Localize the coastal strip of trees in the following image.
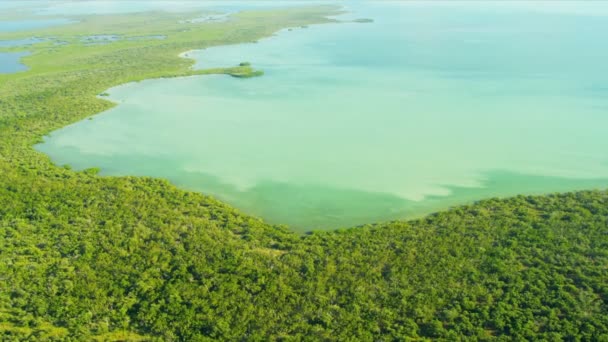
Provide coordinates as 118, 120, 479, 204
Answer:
0, 7, 606, 341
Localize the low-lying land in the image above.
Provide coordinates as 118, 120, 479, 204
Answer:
0, 7, 606, 341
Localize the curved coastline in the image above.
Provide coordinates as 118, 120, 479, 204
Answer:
2, 4, 608, 340
35, 5, 608, 231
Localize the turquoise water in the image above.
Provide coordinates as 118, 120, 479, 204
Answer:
38, 2, 608, 231
0, 18, 74, 32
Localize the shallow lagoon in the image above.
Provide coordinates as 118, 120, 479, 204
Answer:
0, 51, 30, 74
0, 38, 45, 47
0, 38, 43, 74
38, 2, 608, 231
0, 18, 74, 32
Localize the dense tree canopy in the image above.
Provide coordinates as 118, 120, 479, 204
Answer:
0, 7, 606, 341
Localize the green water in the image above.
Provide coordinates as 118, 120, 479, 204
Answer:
37, 2, 608, 231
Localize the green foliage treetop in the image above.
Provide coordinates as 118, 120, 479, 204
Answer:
0, 6, 606, 341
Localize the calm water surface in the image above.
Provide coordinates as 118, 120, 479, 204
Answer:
38, 2, 608, 231
0, 38, 45, 47
0, 51, 30, 73
31, 1, 336, 15
0, 18, 74, 32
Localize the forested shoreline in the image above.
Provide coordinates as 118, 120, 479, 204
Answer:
1, 7, 607, 341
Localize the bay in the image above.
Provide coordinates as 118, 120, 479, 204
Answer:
38, 1, 608, 231
0, 51, 30, 73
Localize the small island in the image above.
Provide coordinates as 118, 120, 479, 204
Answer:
229, 69, 264, 78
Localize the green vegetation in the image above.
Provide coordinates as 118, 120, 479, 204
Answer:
1, 6, 607, 341
228, 64, 264, 78
353, 18, 374, 23
230, 62, 263, 78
